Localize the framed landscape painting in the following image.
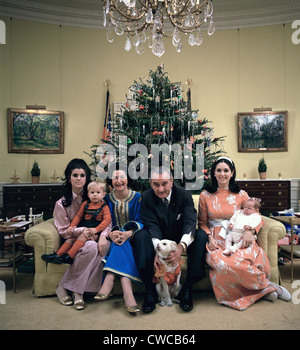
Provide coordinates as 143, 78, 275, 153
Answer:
238, 110, 288, 152
8, 108, 64, 154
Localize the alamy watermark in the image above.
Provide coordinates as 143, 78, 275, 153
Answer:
0, 20, 6, 44
95, 136, 205, 190
292, 20, 300, 45
291, 280, 300, 304
0, 280, 6, 304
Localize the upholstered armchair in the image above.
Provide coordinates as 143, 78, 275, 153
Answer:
25, 218, 68, 296
25, 195, 286, 296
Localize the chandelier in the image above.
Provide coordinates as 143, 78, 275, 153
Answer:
103, 0, 215, 57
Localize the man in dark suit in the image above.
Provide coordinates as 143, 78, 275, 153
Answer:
132, 166, 207, 313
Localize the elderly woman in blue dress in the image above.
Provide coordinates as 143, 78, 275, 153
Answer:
94, 163, 143, 314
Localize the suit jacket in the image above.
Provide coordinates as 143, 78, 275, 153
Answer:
140, 183, 197, 243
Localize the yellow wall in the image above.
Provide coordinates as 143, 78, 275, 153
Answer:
0, 17, 299, 183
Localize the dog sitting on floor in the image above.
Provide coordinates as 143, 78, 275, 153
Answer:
153, 239, 183, 307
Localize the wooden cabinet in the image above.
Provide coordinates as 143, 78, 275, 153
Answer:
2, 183, 63, 220
236, 180, 290, 214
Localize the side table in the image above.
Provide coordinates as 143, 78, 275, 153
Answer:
0, 221, 32, 292
272, 216, 300, 282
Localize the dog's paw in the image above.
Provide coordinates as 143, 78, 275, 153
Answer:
167, 301, 173, 307
159, 301, 166, 307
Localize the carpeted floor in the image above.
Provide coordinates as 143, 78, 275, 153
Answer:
1, 260, 300, 331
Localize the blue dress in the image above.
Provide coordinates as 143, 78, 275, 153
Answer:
103, 189, 143, 284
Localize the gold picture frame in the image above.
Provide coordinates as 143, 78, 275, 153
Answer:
8, 108, 64, 154
238, 110, 288, 152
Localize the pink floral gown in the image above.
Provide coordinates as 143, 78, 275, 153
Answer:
198, 188, 276, 310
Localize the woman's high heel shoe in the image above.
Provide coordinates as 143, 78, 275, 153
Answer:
94, 292, 113, 301
124, 304, 140, 314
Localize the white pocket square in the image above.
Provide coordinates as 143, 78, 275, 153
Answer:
177, 214, 182, 220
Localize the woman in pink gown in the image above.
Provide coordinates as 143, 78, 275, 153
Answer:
46, 158, 111, 310
198, 156, 291, 310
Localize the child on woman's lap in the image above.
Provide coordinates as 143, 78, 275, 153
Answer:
223, 197, 262, 256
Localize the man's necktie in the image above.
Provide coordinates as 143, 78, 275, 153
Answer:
162, 198, 169, 210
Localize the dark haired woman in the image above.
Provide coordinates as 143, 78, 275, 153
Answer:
94, 163, 143, 313
198, 156, 290, 310
42, 158, 111, 310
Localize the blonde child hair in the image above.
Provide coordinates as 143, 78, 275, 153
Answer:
87, 180, 106, 192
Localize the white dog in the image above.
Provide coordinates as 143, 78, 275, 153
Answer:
153, 239, 182, 307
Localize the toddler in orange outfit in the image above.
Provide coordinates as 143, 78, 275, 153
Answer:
44, 181, 111, 264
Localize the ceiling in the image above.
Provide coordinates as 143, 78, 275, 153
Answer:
1, 0, 300, 30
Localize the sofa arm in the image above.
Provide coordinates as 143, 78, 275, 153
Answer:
257, 216, 286, 253
257, 216, 286, 283
25, 218, 61, 255
25, 219, 68, 296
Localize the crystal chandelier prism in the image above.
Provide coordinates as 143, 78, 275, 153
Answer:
103, 0, 215, 57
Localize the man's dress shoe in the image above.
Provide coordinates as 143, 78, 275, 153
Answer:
142, 289, 157, 314
179, 288, 193, 312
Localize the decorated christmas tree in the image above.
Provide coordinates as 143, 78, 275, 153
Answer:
86, 66, 225, 193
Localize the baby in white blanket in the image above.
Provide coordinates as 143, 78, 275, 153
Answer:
223, 198, 262, 256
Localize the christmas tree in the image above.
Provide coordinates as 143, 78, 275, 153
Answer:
86, 65, 225, 193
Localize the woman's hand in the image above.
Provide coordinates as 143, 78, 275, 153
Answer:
109, 230, 122, 244
82, 228, 97, 240
98, 235, 110, 256
242, 230, 255, 248
67, 226, 75, 236
109, 230, 133, 245
207, 234, 219, 251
